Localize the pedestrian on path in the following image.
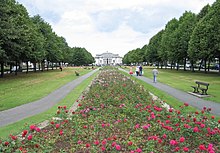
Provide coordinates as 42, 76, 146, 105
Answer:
139, 65, 143, 76
129, 66, 133, 75
152, 68, 158, 83
135, 66, 140, 76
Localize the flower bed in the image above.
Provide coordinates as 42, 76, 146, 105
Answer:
1, 68, 220, 152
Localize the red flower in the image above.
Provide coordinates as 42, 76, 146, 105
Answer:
27, 135, 32, 140
50, 121, 55, 124
59, 130, 63, 136
211, 116, 215, 119
10, 135, 17, 140
94, 140, 99, 145
199, 144, 206, 150
179, 137, 185, 143
101, 146, 106, 151
175, 147, 180, 152
183, 147, 189, 152
55, 124, 60, 129
184, 103, 189, 106
86, 143, 90, 148
22, 130, 28, 137
128, 141, 133, 146
102, 139, 107, 145
193, 127, 199, 132
30, 125, 36, 131
4, 141, 9, 146
170, 140, 177, 146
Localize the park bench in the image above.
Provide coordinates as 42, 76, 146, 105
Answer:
75, 71, 80, 76
191, 81, 209, 95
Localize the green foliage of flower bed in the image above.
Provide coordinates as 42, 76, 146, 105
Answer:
0, 68, 219, 152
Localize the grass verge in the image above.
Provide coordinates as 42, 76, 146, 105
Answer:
0, 70, 99, 140
0, 67, 92, 111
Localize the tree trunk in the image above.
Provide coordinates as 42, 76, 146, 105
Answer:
0, 62, 4, 78
207, 59, 210, 72
33, 62, 36, 72
47, 61, 49, 71
41, 61, 44, 72
52, 63, 54, 70
204, 59, 207, 73
26, 61, 29, 74
183, 58, 187, 71
38, 63, 41, 71
15, 61, 18, 75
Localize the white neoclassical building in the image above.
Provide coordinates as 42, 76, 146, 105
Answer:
95, 52, 122, 66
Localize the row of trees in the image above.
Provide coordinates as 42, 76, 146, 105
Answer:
0, 0, 94, 77
123, 0, 220, 73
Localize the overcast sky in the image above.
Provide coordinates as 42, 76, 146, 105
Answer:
16, 0, 215, 57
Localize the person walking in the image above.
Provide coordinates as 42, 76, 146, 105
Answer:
152, 68, 158, 83
129, 66, 133, 75
135, 66, 140, 76
139, 65, 143, 76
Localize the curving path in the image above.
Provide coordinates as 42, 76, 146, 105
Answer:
0, 69, 98, 127
119, 68, 220, 116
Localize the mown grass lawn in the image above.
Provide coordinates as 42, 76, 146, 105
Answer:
0, 69, 99, 139
0, 67, 92, 111
127, 66, 220, 103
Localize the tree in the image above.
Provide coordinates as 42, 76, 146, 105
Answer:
174, 11, 197, 70
146, 30, 164, 67
159, 18, 179, 68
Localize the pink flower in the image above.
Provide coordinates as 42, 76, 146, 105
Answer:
128, 141, 133, 146
112, 142, 116, 147
77, 140, 82, 144
136, 148, 142, 153
101, 146, 106, 151
102, 139, 107, 145
94, 140, 99, 145
59, 130, 63, 136
193, 127, 199, 132
135, 124, 140, 129
142, 124, 150, 130
179, 137, 185, 143
162, 134, 167, 139
35, 127, 41, 132
27, 135, 32, 140
115, 145, 121, 150
200, 124, 205, 128
30, 125, 36, 131
170, 140, 177, 146
55, 124, 60, 129
102, 123, 105, 128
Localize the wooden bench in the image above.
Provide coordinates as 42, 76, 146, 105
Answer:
191, 81, 209, 95
75, 71, 79, 76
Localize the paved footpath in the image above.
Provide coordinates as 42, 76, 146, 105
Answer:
0, 69, 99, 127
119, 68, 220, 116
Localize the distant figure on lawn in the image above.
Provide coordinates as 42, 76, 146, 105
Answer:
135, 66, 140, 76
129, 66, 133, 75
60, 66, 63, 71
152, 68, 159, 83
139, 65, 143, 76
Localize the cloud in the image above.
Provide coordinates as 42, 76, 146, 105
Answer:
16, 0, 215, 56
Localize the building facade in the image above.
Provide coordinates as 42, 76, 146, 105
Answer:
95, 52, 122, 66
